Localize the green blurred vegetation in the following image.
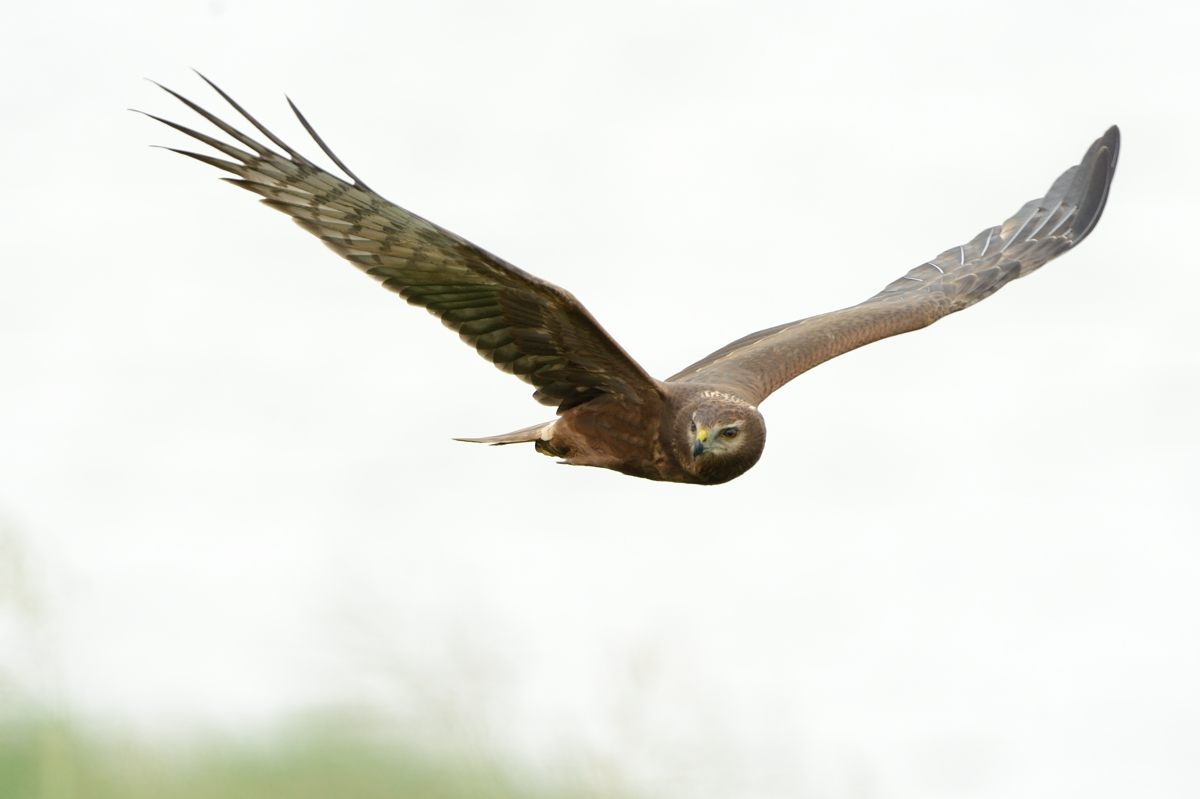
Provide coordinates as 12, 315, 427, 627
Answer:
0, 714, 628, 799
0, 523, 637, 799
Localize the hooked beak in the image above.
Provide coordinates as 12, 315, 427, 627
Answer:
692, 425, 709, 457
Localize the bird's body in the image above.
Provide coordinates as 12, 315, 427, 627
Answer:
147, 77, 1119, 485
485, 384, 767, 484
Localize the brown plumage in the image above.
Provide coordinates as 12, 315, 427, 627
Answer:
145, 76, 1119, 485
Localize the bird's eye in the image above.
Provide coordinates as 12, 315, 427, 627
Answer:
689, 420, 697, 432
721, 427, 739, 438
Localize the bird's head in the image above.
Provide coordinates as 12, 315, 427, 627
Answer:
680, 392, 766, 484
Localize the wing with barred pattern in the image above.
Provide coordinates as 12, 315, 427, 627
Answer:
668, 126, 1119, 404
145, 75, 662, 413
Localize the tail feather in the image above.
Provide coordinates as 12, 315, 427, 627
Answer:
454, 421, 552, 446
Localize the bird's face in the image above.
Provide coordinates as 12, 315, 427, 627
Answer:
689, 413, 745, 458
683, 399, 766, 484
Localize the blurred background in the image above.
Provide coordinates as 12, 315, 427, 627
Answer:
2, 1, 1198, 797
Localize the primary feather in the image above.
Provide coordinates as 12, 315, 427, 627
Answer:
145, 74, 662, 413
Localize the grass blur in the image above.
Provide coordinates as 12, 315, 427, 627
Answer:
0, 523, 635, 799
0, 712, 629, 799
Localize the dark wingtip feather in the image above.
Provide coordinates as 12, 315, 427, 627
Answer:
285, 95, 373, 191
153, 145, 244, 175
191, 72, 319, 169
1067, 125, 1120, 242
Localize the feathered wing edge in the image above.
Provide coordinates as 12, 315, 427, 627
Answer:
667, 126, 1120, 403
139, 74, 664, 413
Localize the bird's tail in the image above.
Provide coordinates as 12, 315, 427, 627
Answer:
453, 421, 554, 446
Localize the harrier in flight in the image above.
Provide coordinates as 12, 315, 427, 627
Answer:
146, 76, 1119, 484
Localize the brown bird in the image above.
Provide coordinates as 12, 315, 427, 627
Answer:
145, 76, 1119, 485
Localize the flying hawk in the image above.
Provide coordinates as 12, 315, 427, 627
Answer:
146, 76, 1119, 484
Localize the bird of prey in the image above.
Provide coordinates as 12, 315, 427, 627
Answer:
145, 76, 1119, 485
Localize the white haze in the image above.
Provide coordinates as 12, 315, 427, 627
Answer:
2, 1, 1199, 797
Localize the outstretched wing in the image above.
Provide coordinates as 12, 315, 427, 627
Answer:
145, 75, 662, 412
668, 126, 1119, 405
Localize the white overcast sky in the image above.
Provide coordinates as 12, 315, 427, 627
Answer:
2, 1, 1199, 797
